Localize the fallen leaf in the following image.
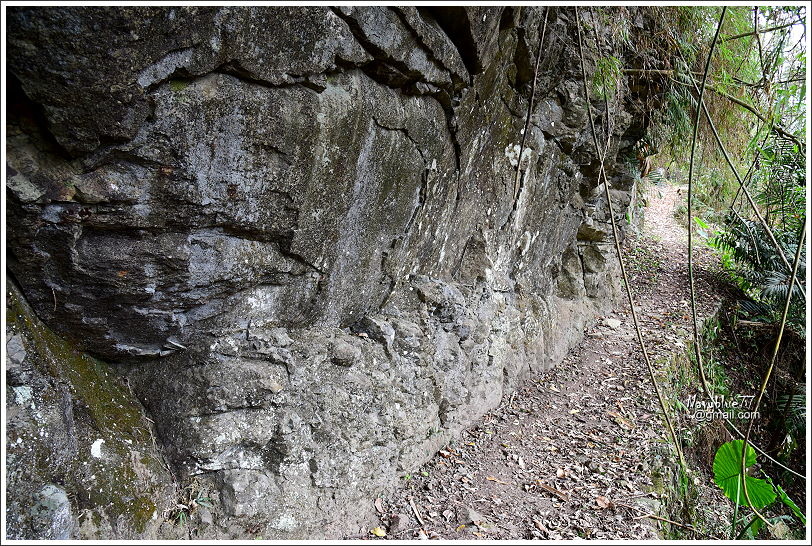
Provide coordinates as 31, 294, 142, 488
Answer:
455, 524, 466, 532
548, 385, 560, 393
607, 411, 635, 430
556, 468, 565, 478
535, 481, 570, 501
486, 476, 511, 485
374, 498, 384, 514
370, 527, 386, 537
596, 496, 613, 509
533, 519, 549, 533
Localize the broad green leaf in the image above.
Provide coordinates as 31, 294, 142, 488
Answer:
740, 515, 764, 539
712, 440, 776, 509
771, 480, 806, 524
750, 516, 766, 538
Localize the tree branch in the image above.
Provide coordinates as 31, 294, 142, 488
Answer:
720, 19, 804, 42
655, 71, 804, 149
703, 84, 804, 149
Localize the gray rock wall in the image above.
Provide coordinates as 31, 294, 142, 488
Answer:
7, 6, 644, 539
5, 283, 185, 540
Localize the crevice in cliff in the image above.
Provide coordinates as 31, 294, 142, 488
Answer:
125, 377, 184, 490
277, 244, 326, 276
371, 116, 426, 164
446, 111, 462, 171
416, 7, 482, 76
82, 147, 178, 173
390, 7, 469, 90
141, 59, 333, 98
512, 26, 535, 92
369, 115, 436, 258
330, 8, 465, 173
403, 170, 429, 239
541, 129, 570, 155
331, 8, 439, 91
7, 71, 74, 160
499, 92, 525, 118
213, 60, 329, 93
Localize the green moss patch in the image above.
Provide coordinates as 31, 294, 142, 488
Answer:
6, 286, 174, 537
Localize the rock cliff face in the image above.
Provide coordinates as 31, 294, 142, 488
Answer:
6, 6, 645, 539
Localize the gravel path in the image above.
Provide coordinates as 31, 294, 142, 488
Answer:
354, 181, 728, 540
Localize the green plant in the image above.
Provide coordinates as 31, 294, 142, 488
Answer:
592, 55, 622, 100
167, 480, 214, 527
713, 440, 776, 509
693, 216, 711, 240
771, 479, 806, 525
710, 216, 806, 336
712, 440, 806, 538
169, 79, 189, 92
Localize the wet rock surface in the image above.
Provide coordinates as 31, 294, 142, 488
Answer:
7, 6, 649, 539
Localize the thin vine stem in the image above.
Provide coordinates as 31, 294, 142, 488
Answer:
575, 6, 686, 471
686, 5, 726, 475
674, 45, 806, 481
691, 83, 807, 299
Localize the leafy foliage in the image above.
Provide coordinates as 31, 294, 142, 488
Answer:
754, 136, 806, 233
710, 215, 805, 336
712, 440, 776, 509
771, 479, 806, 525
592, 55, 623, 100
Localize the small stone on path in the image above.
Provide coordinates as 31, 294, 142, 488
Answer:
604, 318, 622, 329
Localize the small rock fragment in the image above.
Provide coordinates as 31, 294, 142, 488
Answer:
331, 339, 361, 367
388, 513, 410, 533
604, 318, 622, 329
6, 334, 27, 366
90, 439, 105, 459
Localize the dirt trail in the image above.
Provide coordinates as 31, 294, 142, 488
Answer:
361, 181, 727, 540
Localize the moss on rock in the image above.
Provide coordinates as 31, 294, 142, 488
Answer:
5, 284, 181, 539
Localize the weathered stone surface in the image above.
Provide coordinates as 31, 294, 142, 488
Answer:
6, 6, 645, 539
5, 284, 183, 540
